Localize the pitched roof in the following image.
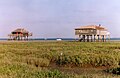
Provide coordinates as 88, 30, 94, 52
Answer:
75, 25, 107, 30
12, 28, 29, 33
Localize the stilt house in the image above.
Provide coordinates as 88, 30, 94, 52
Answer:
8, 28, 32, 40
75, 25, 110, 42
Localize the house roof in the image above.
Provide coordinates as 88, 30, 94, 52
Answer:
75, 25, 107, 30
12, 28, 29, 33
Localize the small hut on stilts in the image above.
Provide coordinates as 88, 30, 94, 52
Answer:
75, 25, 110, 42
8, 28, 32, 40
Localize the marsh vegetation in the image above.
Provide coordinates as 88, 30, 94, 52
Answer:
0, 41, 120, 78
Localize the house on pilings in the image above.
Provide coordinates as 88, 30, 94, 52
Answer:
75, 25, 110, 42
8, 28, 32, 40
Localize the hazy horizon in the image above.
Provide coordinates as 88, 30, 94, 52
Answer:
0, 0, 120, 38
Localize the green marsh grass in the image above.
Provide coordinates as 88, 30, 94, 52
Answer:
0, 41, 120, 77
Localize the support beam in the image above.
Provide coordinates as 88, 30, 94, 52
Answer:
102, 35, 104, 42
27, 36, 28, 41
90, 35, 93, 42
79, 35, 81, 41
87, 35, 89, 42
98, 35, 100, 42
100, 35, 102, 42
83, 35, 85, 42
94, 35, 96, 42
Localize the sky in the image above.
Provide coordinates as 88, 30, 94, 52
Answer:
0, 0, 120, 38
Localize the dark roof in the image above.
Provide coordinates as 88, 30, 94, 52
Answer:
12, 28, 29, 33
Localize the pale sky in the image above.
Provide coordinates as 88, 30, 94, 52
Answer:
0, 0, 120, 38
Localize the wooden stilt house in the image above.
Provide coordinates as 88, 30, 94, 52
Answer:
8, 28, 32, 40
75, 25, 110, 42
